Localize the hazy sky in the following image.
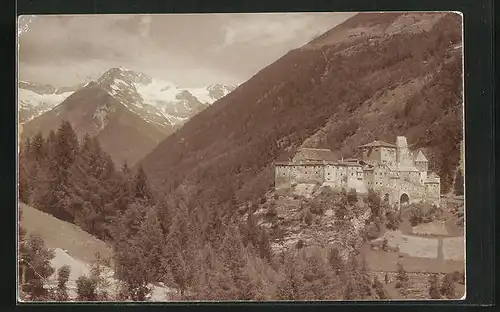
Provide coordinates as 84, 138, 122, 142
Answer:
18, 13, 354, 88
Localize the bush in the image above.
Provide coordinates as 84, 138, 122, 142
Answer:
265, 205, 278, 219
382, 238, 389, 251
347, 188, 358, 205
364, 221, 382, 240
386, 211, 400, 230
303, 208, 313, 225
440, 273, 456, 298
428, 274, 441, 299
395, 263, 409, 292
296, 239, 304, 249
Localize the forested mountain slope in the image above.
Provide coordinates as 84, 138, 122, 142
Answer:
139, 12, 462, 210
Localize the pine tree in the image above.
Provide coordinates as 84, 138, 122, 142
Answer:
56, 265, 71, 301
55, 120, 79, 171
18, 161, 33, 203
19, 233, 55, 300
396, 263, 409, 296
220, 224, 254, 300
327, 247, 344, 276
134, 209, 165, 282
30, 132, 46, 162
89, 253, 112, 301
133, 165, 153, 203
257, 227, 273, 263
76, 276, 98, 301
23, 137, 32, 155
367, 188, 382, 218
276, 251, 303, 300
45, 130, 58, 159
245, 212, 259, 248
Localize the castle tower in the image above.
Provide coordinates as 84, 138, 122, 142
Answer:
414, 150, 429, 172
396, 136, 412, 167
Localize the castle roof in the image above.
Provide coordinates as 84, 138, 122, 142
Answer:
292, 148, 337, 162
428, 172, 440, 178
414, 150, 428, 162
359, 140, 397, 149
397, 165, 420, 172
275, 160, 361, 167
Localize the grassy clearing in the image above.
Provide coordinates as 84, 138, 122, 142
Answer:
19, 203, 112, 264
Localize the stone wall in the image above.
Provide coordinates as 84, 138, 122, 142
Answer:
381, 147, 397, 166
425, 182, 441, 200
275, 165, 292, 188
290, 164, 324, 184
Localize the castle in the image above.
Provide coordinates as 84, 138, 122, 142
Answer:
275, 136, 441, 208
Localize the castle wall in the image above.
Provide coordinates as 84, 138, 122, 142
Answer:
324, 165, 344, 188
399, 170, 421, 185
425, 182, 440, 200
346, 166, 366, 193
372, 165, 390, 189
275, 137, 441, 207
290, 164, 324, 184
275, 165, 292, 188
415, 160, 428, 172
360, 147, 379, 166
364, 170, 375, 188
381, 147, 397, 166
419, 171, 427, 185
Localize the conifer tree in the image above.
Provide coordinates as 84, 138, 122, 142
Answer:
396, 263, 409, 296
19, 234, 55, 300
133, 165, 153, 203
30, 132, 46, 162
327, 247, 344, 276
76, 276, 98, 301
56, 265, 71, 301
45, 130, 58, 159
55, 120, 79, 171
134, 209, 165, 282
258, 227, 273, 263
276, 251, 302, 300
221, 224, 254, 300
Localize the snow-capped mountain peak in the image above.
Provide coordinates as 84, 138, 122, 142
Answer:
18, 67, 238, 129
93, 67, 237, 128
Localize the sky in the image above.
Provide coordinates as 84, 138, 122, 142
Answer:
18, 13, 354, 88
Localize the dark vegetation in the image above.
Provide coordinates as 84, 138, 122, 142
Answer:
402, 203, 443, 227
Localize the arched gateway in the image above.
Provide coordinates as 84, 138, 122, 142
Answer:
400, 193, 410, 207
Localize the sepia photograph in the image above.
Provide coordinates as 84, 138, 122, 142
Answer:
17, 12, 465, 302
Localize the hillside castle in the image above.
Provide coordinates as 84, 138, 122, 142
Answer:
275, 136, 441, 208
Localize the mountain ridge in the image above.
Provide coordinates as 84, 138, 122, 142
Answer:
19, 68, 238, 165
18, 68, 237, 125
